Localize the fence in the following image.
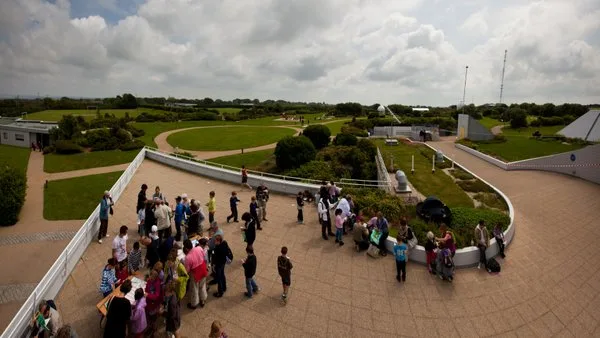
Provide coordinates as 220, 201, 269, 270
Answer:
375, 147, 392, 192
0, 149, 147, 338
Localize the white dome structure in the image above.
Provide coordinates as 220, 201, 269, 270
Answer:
377, 105, 385, 112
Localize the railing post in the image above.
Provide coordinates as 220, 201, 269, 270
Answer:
63, 250, 68, 277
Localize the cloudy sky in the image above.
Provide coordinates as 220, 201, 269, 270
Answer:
0, 0, 599, 106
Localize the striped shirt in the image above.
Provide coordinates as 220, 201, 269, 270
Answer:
129, 249, 142, 273
100, 267, 117, 294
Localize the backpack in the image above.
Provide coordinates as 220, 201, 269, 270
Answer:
443, 250, 453, 268
486, 258, 501, 273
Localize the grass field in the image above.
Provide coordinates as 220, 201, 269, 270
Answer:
25, 108, 161, 121
320, 119, 351, 135
214, 107, 242, 114
0, 145, 30, 173
166, 126, 296, 151
44, 150, 138, 173
44, 171, 123, 220
207, 149, 274, 169
375, 140, 473, 207
479, 117, 505, 130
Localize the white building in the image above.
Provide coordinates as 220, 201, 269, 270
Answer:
0, 118, 58, 148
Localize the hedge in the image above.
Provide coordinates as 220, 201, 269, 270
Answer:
333, 133, 358, 146
0, 165, 27, 226
54, 140, 83, 154
456, 179, 494, 193
119, 139, 145, 151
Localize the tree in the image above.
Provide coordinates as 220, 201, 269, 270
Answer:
509, 108, 528, 128
0, 165, 27, 226
334, 102, 363, 116
274, 136, 316, 170
56, 115, 80, 140
333, 132, 358, 146
202, 97, 214, 105
302, 124, 331, 149
120, 93, 137, 109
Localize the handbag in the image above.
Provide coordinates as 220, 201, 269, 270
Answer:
109, 206, 114, 215
370, 229, 381, 245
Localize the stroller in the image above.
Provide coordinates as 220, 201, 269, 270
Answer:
436, 248, 455, 282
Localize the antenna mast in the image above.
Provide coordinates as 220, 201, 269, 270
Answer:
499, 49, 507, 104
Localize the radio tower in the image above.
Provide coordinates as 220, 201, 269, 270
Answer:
499, 49, 507, 104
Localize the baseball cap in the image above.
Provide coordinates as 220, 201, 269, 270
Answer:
151, 225, 158, 233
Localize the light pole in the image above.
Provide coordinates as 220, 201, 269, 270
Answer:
462, 65, 469, 113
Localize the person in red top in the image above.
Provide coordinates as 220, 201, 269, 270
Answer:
115, 261, 128, 287
144, 270, 162, 337
241, 166, 252, 191
183, 239, 208, 309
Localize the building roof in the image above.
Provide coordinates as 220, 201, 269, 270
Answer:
0, 118, 58, 133
558, 110, 600, 142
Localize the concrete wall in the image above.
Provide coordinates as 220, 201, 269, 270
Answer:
457, 114, 494, 141
455, 144, 509, 170
372, 126, 412, 137
0, 128, 31, 147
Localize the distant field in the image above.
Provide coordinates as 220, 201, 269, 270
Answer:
24, 108, 160, 121
215, 107, 243, 114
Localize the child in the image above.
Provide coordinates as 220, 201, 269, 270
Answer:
296, 191, 304, 224
277, 246, 293, 304
438, 248, 454, 282
115, 260, 129, 287
493, 223, 506, 258
144, 270, 162, 337
206, 191, 216, 224
334, 209, 344, 246
226, 191, 240, 223
165, 280, 182, 338
128, 241, 142, 274
241, 246, 260, 298
209, 320, 228, 338
130, 288, 147, 338
99, 258, 117, 297
425, 231, 437, 274
393, 235, 408, 282
250, 196, 262, 230
152, 261, 165, 290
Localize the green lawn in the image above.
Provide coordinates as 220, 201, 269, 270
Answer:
25, 108, 161, 121
479, 117, 505, 130
375, 140, 473, 207
320, 119, 351, 135
0, 145, 30, 173
44, 150, 138, 173
207, 149, 274, 169
166, 126, 296, 151
214, 107, 242, 114
44, 171, 123, 220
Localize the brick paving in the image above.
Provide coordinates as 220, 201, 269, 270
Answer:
49, 150, 600, 337
0, 284, 38, 305
0, 231, 76, 246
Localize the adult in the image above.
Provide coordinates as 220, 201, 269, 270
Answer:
397, 219, 417, 252
36, 301, 63, 337
141, 226, 160, 269
103, 279, 132, 338
144, 270, 162, 337
154, 199, 172, 239
159, 227, 176, 263
152, 186, 165, 202
98, 191, 114, 244
241, 212, 256, 249
328, 181, 341, 203
112, 226, 128, 265
317, 192, 336, 240
474, 220, 490, 269
353, 222, 370, 252
241, 165, 252, 190
173, 196, 185, 240
136, 184, 147, 214
164, 248, 189, 301
436, 223, 456, 257
211, 234, 233, 298
255, 183, 269, 221
374, 212, 389, 256
336, 195, 352, 233
186, 201, 204, 238
184, 239, 208, 309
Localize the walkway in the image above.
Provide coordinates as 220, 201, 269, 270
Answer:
54, 149, 600, 337
0, 152, 126, 330
491, 125, 506, 135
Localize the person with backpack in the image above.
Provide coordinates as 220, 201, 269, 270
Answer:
474, 220, 490, 269
397, 218, 417, 254
211, 234, 233, 298
317, 191, 336, 240
277, 246, 293, 304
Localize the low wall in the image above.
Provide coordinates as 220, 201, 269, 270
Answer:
455, 144, 509, 170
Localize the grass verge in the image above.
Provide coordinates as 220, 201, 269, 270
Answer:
207, 149, 274, 169
44, 150, 138, 173
166, 126, 296, 151
0, 145, 30, 174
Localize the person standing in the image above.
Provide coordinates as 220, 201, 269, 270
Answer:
493, 223, 506, 258
336, 195, 352, 233
211, 234, 233, 298
393, 236, 408, 282
296, 191, 304, 224
186, 201, 205, 238
206, 191, 217, 224
241, 246, 259, 298
184, 239, 208, 309
130, 288, 147, 338
141, 226, 160, 269
136, 184, 147, 214
154, 199, 172, 240
474, 220, 490, 269
255, 183, 269, 221
165, 280, 182, 338
241, 212, 256, 249
173, 196, 185, 240
375, 212, 389, 256
143, 200, 156, 239
334, 209, 344, 246
98, 191, 113, 244
249, 196, 262, 230
317, 194, 336, 240
241, 166, 252, 190
103, 279, 132, 338
112, 226, 128, 266
152, 186, 165, 201
277, 246, 293, 304
226, 191, 240, 223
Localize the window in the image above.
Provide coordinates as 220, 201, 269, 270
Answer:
2, 132, 6, 140
15, 134, 24, 141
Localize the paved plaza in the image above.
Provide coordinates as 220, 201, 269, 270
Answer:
50, 139, 600, 337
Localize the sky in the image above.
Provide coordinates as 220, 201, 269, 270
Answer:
0, 0, 599, 106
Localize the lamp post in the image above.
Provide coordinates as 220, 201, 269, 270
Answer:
462, 65, 469, 113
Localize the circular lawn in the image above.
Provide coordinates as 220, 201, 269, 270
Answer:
166, 126, 297, 151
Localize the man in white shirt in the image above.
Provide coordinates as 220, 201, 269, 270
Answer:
154, 199, 173, 239
474, 220, 490, 269
336, 195, 353, 233
112, 226, 128, 265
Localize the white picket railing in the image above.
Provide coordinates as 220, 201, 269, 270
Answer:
375, 147, 392, 192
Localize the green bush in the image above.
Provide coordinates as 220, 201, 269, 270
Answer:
183, 112, 218, 121
42, 146, 55, 154
274, 136, 316, 170
450, 207, 510, 243
54, 140, 83, 154
448, 168, 474, 180
473, 192, 508, 211
0, 165, 27, 226
456, 179, 494, 193
340, 125, 368, 137
349, 119, 374, 130
173, 151, 196, 158
119, 139, 145, 151
85, 129, 119, 151
342, 188, 413, 222
285, 160, 335, 181
302, 124, 331, 149
333, 133, 358, 146
128, 126, 145, 137
509, 108, 528, 128
316, 146, 377, 180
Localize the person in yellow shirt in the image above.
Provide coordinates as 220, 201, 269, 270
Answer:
206, 191, 216, 224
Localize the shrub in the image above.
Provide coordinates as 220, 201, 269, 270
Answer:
316, 146, 377, 180
302, 124, 331, 149
42, 146, 55, 154
456, 179, 494, 193
448, 168, 474, 181
340, 125, 368, 137
274, 136, 316, 170
450, 207, 510, 235
128, 126, 145, 137
0, 165, 27, 226
473, 192, 508, 211
183, 112, 218, 121
54, 140, 83, 154
342, 188, 413, 222
349, 119, 374, 130
85, 129, 119, 151
285, 161, 336, 181
509, 109, 528, 128
333, 133, 358, 146
356, 139, 377, 159
119, 139, 145, 151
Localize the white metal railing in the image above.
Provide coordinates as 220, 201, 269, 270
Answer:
375, 147, 392, 192
0, 149, 147, 338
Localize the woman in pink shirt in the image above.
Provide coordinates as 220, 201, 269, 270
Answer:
334, 209, 344, 246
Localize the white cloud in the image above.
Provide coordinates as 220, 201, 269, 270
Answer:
0, 0, 598, 105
